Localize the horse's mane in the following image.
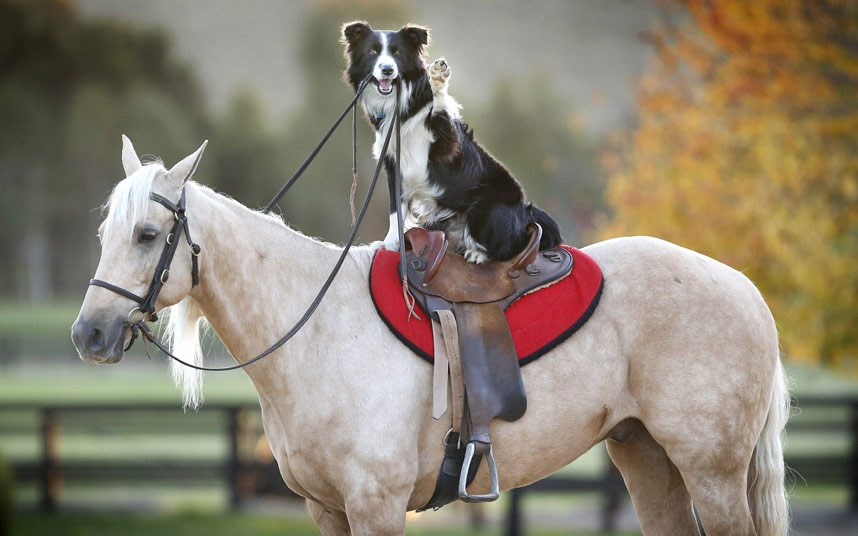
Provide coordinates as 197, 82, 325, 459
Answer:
99, 163, 378, 409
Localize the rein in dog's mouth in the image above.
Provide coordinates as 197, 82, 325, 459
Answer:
375, 77, 394, 95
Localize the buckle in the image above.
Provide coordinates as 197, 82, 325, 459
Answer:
160, 269, 169, 284
458, 441, 499, 503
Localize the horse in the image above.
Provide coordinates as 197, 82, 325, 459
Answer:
71, 138, 790, 535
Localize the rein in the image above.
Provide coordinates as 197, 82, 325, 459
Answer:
90, 74, 408, 371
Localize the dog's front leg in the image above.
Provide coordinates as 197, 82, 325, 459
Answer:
428, 58, 462, 163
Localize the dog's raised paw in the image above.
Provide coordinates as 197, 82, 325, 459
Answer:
464, 248, 489, 264
429, 58, 451, 95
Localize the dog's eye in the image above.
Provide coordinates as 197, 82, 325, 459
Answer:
369, 48, 379, 56
392, 49, 400, 56
138, 229, 158, 243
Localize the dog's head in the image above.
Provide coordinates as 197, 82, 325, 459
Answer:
341, 21, 429, 97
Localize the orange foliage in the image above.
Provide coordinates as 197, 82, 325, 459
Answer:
601, 0, 858, 368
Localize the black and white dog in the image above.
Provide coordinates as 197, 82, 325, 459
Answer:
342, 21, 562, 263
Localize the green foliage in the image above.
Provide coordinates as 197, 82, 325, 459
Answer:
0, 0, 207, 299
469, 77, 601, 244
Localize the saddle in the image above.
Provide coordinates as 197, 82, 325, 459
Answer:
404, 224, 573, 507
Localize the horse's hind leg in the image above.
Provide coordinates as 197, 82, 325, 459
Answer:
677, 467, 755, 535
606, 420, 699, 536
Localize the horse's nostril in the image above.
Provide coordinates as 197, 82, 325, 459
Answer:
88, 327, 104, 350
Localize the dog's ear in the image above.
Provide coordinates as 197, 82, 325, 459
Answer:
399, 24, 429, 47
342, 21, 371, 49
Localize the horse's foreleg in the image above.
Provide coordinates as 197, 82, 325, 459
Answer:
306, 499, 351, 536
606, 421, 699, 536
343, 491, 409, 536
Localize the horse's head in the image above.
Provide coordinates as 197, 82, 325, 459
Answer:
71, 136, 207, 364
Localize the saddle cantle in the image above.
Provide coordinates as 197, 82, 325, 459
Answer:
404, 224, 573, 507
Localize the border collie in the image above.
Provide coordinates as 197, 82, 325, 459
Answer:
341, 21, 562, 263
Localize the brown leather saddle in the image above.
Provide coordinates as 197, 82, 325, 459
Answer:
405, 224, 572, 504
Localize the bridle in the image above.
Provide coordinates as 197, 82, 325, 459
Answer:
87, 73, 410, 372
89, 183, 202, 350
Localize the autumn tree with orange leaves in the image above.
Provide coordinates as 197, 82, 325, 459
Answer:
601, 1, 858, 369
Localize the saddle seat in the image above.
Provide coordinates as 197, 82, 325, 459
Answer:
405, 224, 571, 306
404, 224, 573, 507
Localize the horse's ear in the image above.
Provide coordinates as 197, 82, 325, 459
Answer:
168, 140, 208, 186
121, 134, 142, 177
342, 20, 371, 49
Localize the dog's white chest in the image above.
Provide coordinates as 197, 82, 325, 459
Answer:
372, 103, 453, 224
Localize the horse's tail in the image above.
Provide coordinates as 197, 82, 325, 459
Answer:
747, 358, 790, 535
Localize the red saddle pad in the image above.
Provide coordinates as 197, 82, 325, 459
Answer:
369, 245, 603, 366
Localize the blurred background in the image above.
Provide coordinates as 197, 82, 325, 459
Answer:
1, 0, 856, 534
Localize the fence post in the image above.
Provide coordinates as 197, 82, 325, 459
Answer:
505, 487, 522, 536
227, 406, 243, 509
850, 401, 858, 511
40, 408, 60, 511
601, 458, 623, 533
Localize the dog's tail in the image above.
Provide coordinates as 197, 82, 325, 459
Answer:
527, 204, 563, 250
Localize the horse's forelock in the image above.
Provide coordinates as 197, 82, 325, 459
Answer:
100, 163, 165, 241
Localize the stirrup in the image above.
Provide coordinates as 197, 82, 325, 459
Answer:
458, 441, 499, 502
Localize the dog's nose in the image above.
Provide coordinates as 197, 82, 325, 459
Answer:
72, 318, 107, 354
380, 65, 394, 76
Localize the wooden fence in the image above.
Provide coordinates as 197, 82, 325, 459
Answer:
1, 395, 856, 533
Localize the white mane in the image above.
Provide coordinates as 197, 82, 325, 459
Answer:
100, 163, 206, 410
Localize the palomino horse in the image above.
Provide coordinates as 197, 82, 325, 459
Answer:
72, 139, 789, 535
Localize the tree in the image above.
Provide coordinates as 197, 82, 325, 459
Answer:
0, 0, 207, 298
470, 76, 601, 245
601, 0, 858, 368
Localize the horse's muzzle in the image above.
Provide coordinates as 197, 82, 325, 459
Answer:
71, 316, 127, 364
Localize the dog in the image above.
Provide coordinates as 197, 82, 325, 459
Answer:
341, 21, 562, 263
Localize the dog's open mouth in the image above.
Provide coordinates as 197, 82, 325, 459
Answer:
375, 77, 394, 95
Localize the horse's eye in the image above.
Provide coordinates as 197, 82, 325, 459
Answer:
138, 229, 158, 243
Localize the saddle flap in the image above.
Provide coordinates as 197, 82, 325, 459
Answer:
453, 301, 527, 443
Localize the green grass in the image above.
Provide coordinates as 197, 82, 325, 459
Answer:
0, 301, 80, 339
10, 511, 635, 536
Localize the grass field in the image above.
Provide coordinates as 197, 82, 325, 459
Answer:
10, 511, 638, 536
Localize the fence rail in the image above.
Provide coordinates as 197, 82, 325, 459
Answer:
1, 395, 856, 533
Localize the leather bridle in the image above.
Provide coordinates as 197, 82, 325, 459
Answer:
87, 74, 410, 372
89, 184, 202, 351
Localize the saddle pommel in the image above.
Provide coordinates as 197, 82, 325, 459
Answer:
403, 227, 448, 282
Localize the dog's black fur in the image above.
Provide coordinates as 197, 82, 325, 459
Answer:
342, 21, 562, 262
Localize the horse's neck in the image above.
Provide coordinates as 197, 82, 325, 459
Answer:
186, 184, 350, 382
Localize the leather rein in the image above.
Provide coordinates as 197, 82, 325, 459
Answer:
88, 74, 408, 372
